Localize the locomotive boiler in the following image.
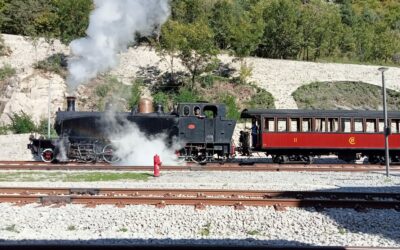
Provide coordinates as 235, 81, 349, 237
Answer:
28, 97, 236, 163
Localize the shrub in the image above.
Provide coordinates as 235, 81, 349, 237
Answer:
0, 64, 16, 81
8, 112, 36, 134
36, 118, 57, 138
153, 92, 171, 110
174, 88, 201, 103
95, 76, 142, 111
95, 84, 111, 98
393, 53, 400, 64
128, 79, 143, 109
247, 88, 275, 109
35, 53, 67, 76
220, 94, 240, 120
235, 61, 253, 85
0, 124, 9, 135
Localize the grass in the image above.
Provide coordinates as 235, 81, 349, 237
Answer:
118, 227, 128, 232
4, 224, 19, 233
0, 172, 152, 182
67, 225, 76, 231
384, 178, 392, 183
338, 227, 347, 235
293, 81, 400, 110
0, 64, 16, 81
199, 223, 211, 236
246, 230, 261, 236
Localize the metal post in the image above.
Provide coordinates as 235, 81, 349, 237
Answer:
47, 79, 51, 139
378, 67, 389, 177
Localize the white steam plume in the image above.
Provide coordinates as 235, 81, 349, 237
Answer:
67, 0, 170, 91
102, 111, 183, 166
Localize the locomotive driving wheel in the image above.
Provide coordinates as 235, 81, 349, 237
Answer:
191, 154, 207, 164
40, 148, 54, 163
102, 144, 120, 163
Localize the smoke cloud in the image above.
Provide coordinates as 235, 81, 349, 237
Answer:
67, 0, 170, 91
102, 110, 183, 166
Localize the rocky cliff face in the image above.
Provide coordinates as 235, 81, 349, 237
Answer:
1, 33, 400, 125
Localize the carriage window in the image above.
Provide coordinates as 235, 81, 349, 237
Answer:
392, 119, 400, 133
290, 118, 300, 132
277, 118, 287, 132
183, 106, 190, 116
315, 118, 326, 132
328, 118, 339, 132
354, 118, 364, 132
341, 118, 351, 133
378, 119, 384, 132
264, 118, 275, 132
302, 118, 312, 132
366, 119, 377, 133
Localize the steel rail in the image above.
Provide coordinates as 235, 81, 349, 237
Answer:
0, 187, 399, 210
0, 187, 399, 201
1, 161, 400, 172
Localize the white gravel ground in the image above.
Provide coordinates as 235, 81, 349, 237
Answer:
0, 170, 398, 192
0, 170, 399, 247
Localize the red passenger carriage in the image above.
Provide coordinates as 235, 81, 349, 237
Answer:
241, 109, 400, 163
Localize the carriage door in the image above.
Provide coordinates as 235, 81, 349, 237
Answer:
204, 118, 215, 143
203, 106, 218, 144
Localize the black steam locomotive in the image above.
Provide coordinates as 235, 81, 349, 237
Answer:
28, 97, 236, 163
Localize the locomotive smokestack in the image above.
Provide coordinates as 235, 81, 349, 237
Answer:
67, 96, 76, 112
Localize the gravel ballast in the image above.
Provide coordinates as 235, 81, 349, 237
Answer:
0, 204, 398, 247
0, 170, 399, 246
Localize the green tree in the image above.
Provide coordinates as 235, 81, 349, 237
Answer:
210, 0, 236, 50
170, 0, 207, 23
299, 1, 343, 60
257, 0, 302, 59
52, 0, 92, 44
157, 20, 183, 84
1, 0, 57, 37
160, 21, 218, 90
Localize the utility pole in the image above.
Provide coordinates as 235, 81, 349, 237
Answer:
378, 67, 390, 177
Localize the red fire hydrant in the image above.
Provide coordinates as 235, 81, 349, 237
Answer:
153, 154, 162, 177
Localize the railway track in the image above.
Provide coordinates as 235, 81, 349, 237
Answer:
0, 245, 396, 250
0, 161, 399, 172
1, 187, 399, 210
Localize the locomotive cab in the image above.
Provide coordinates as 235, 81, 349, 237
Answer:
177, 103, 236, 163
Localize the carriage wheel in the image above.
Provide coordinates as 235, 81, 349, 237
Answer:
102, 144, 120, 163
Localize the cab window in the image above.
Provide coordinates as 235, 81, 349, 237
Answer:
183, 106, 190, 116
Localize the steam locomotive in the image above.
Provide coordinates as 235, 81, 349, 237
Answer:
28, 97, 236, 163
29, 97, 400, 164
